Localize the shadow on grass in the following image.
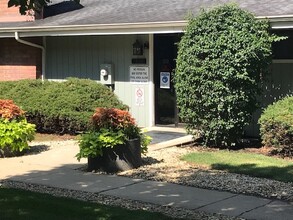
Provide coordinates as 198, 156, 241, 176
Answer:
0, 187, 174, 220
211, 163, 293, 183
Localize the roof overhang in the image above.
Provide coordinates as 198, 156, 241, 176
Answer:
257, 15, 293, 29
0, 21, 187, 38
1, 16, 293, 38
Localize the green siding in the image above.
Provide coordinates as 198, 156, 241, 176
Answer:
46, 35, 151, 127
246, 61, 293, 137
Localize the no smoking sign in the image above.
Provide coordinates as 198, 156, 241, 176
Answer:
135, 88, 144, 106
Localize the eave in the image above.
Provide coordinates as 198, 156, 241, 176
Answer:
257, 15, 293, 29
0, 21, 187, 38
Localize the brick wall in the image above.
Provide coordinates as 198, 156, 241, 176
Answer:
0, 0, 34, 22
0, 38, 42, 81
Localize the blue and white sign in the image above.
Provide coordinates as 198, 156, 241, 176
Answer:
160, 72, 170, 89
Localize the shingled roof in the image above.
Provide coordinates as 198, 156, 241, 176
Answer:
0, 0, 293, 36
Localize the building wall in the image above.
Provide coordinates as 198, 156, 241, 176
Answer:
45, 35, 293, 133
0, 0, 34, 22
245, 60, 293, 137
0, 38, 42, 81
46, 35, 151, 127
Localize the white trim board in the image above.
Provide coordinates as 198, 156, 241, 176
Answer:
273, 59, 293, 63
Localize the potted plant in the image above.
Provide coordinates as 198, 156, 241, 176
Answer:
76, 108, 151, 172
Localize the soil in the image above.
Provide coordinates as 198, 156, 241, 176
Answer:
33, 133, 77, 142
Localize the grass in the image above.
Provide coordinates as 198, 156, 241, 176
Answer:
0, 187, 175, 220
181, 150, 293, 183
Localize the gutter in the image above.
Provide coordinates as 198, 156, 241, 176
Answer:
256, 15, 293, 21
255, 15, 293, 29
14, 32, 46, 81
0, 21, 187, 37
3, 21, 188, 32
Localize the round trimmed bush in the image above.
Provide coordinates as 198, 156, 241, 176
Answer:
259, 96, 293, 156
174, 4, 279, 146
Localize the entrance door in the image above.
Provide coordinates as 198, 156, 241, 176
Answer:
154, 34, 180, 126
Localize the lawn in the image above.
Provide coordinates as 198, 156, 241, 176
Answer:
0, 187, 175, 220
181, 150, 293, 183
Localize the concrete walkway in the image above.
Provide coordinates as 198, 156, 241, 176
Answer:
0, 128, 292, 220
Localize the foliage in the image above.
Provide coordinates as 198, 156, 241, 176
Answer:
0, 78, 127, 134
175, 4, 281, 147
0, 118, 35, 154
76, 129, 125, 161
0, 99, 24, 120
7, 0, 80, 15
181, 151, 293, 182
0, 100, 35, 156
76, 108, 151, 160
259, 96, 293, 156
0, 187, 176, 220
140, 129, 152, 155
91, 108, 139, 139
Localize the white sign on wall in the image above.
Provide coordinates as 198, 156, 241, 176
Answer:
135, 87, 144, 106
160, 72, 170, 89
130, 66, 149, 84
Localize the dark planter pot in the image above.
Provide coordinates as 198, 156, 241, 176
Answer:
87, 138, 142, 173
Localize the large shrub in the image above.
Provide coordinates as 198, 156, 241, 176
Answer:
0, 100, 35, 157
0, 78, 126, 134
175, 4, 280, 146
259, 96, 293, 156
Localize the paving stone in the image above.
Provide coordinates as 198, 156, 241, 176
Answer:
9, 169, 144, 193
198, 194, 271, 217
241, 200, 293, 220
101, 180, 235, 209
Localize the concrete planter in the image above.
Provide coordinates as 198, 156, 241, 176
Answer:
87, 138, 142, 172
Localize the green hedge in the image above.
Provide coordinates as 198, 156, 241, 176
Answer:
259, 96, 293, 155
0, 78, 127, 134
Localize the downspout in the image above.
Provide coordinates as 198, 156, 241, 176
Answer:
15, 32, 46, 81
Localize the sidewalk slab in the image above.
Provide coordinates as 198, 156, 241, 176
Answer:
198, 194, 271, 216
9, 169, 144, 193
241, 200, 293, 220
101, 180, 236, 209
